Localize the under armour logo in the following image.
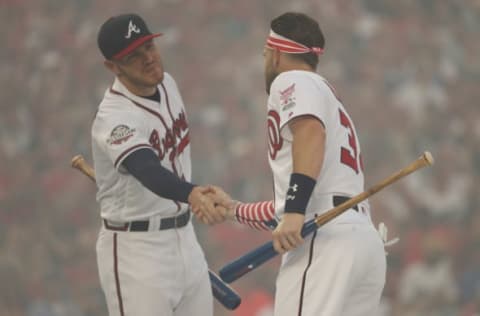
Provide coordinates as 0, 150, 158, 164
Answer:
125, 20, 141, 39
289, 184, 298, 192
286, 195, 295, 200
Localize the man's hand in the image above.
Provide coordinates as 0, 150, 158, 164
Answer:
205, 185, 238, 222
207, 185, 235, 210
189, 185, 234, 225
272, 213, 305, 254
188, 186, 220, 224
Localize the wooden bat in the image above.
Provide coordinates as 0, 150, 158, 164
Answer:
71, 155, 241, 310
71, 155, 95, 182
219, 151, 434, 283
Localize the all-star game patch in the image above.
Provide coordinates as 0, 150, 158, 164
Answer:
280, 83, 296, 111
107, 125, 136, 145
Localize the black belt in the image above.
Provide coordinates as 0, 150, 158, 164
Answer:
103, 210, 190, 232
333, 195, 358, 212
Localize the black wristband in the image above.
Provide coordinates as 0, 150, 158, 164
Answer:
284, 173, 317, 215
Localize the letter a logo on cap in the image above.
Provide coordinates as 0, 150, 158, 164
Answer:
125, 20, 140, 39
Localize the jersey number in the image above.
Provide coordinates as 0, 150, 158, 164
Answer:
339, 108, 362, 174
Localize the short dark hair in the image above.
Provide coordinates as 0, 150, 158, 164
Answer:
270, 12, 325, 69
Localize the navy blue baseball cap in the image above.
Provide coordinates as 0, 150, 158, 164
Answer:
97, 14, 162, 60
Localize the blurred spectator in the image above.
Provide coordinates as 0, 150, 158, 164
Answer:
398, 227, 459, 315
1, 1, 479, 315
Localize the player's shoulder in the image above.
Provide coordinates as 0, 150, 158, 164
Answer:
270, 70, 328, 94
91, 106, 139, 146
270, 71, 331, 105
98, 84, 130, 108
91, 104, 112, 134
92, 96, 131, 133
96, 95, 128, 118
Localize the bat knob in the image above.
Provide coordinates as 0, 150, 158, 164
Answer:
423, 151, 434, 166
71, 155, 84, 167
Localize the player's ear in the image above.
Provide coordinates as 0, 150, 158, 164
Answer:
104, 60, 121, 76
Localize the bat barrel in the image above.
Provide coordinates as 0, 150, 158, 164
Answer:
209, 271, 241, 309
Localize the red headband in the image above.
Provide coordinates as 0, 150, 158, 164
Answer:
266, 30, 324, 55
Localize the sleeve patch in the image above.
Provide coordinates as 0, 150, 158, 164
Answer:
107, 125, 136, 145
280, 83, 296, 111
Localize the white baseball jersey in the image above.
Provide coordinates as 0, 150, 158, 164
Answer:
92, 72, 191, 222
268, 71, 385, 316
92, 73, 212, 316
267, 70, 369, 219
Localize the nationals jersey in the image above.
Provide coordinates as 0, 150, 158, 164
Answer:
92, 72, 191, 222
267, 70, 369, 219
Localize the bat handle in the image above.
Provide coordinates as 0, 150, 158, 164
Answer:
300, 219, 318, 238
220, 219, 319, 284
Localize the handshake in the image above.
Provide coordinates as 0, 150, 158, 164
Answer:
187, 185, 236, 225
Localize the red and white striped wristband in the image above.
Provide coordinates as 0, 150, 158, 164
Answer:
234, 200, 276, 231
266, 30, 324, 55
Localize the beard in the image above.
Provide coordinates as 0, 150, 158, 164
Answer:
117, 62, 164, 91
128, 69, 162, 86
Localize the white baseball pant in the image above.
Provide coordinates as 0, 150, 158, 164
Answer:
274, 212, 386, 316
96, 222, 213, 316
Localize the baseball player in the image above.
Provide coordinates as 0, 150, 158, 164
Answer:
92, 14, 230, 316
226, 12, 387, 316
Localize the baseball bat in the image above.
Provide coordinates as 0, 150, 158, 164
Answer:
219, 151, 434, 283
71, 155, 241, 310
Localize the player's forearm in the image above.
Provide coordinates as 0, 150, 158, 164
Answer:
290, 116, 325, 178
123, 148, 194, 203
233, 201, 276, 230
284, 116, 325, 215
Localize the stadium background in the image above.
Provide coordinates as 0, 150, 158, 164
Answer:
1, 0, 479, 315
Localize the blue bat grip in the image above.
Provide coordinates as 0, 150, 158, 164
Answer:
220, 218, 318, 283
219, 241, 276, 283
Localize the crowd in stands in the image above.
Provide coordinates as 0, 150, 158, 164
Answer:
1, 0, 479, 315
